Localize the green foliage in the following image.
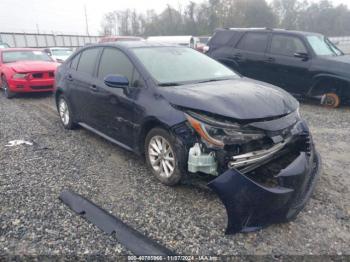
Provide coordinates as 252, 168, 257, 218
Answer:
100, 0, 350, 37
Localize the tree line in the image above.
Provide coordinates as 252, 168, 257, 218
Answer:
100, 0, 350, 37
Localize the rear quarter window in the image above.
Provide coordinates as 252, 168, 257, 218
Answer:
209, 31, 237, 46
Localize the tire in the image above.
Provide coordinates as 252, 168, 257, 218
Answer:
321, 93, 340, 108
57, 95, 77, 129
145, 128, 183, 186
1, 76, 15, 99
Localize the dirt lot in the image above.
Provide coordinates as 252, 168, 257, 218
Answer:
0, 93, 349, 258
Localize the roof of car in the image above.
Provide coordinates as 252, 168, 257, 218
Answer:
218, 28, 323, 37
89, 41, 184, 49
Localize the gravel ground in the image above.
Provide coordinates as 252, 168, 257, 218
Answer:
0, 92, 349, 258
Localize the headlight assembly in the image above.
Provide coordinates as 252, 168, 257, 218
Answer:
13, 73, 28, 79
186, 111, 265, 147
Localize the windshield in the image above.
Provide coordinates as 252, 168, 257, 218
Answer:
2, 50, 52, 63
307, 35, 343, 56
132, 46, 237, 85
52, 49, 73, 56
0, 44, 10, 49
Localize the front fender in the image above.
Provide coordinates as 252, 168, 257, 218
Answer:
308, 73, 350, 96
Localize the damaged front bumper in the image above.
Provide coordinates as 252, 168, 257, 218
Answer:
208, 141, 321, 235
208, 119, 321, 234
176, 112, 323, 234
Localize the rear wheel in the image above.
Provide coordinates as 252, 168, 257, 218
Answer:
1, 76, 15, 99
57, 95, 77, 129
145, 128, 182, 186
321, 93, 340, 108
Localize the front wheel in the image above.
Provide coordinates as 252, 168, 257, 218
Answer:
321, 93, 340, 108
1, 76, 15, 99
145, 128, 183, 186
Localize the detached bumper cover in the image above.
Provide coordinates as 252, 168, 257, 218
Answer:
208, 150, 321, 234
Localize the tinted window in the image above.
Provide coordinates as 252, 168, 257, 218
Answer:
98, 48, 134, 83
77, 48, 100, 75
236, 32, 269, 52
210, 31, 236, 46
270, 35, 307, 56
70, 53, 81, 70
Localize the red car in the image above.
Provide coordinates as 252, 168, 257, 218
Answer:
0, 48, 59, 98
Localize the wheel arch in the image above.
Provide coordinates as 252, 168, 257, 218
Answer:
136, 117, 170, 155
308, 74, 350, 97
55, 88, 65, 108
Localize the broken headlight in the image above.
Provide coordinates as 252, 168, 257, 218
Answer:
185, 111, 265, 148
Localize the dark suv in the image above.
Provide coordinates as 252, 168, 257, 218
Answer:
207, 28, 349, 107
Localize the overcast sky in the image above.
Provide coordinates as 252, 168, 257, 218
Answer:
0, 0, 348, 35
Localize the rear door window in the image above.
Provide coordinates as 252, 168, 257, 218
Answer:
76, 48, 100, 75
270, 35, 307, 56
97, 48, 134, 85
236, 32, 269, 53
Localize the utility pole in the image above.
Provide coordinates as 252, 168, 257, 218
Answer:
84, 5, 90, 36
36, 24, 40, 34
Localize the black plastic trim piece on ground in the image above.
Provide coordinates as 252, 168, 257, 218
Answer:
59, 190, 176, 256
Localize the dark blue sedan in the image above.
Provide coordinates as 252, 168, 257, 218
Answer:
54, 41, 321, 234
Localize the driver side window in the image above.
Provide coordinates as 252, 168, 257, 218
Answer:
270, 35, 307, 57
98, 48, 143, 87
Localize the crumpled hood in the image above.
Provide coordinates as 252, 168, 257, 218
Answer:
7, 61, 59, 72
158, 78, 299, 120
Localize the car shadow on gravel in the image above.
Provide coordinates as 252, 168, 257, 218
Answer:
10, 92, 54, 100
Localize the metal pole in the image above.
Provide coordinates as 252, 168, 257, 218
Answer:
84, 5, 90, 36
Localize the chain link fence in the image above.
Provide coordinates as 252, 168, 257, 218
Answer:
0, 32, 101, 49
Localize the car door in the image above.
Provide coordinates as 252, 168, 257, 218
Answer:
67, 47, 102, 127
92, 47, 143, 147
232, 32, 270, 82
264, 34, 312, 95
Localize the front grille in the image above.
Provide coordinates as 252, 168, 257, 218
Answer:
30, 85, 53, 90
31, 72, 54, 79
32, 73, 43, 78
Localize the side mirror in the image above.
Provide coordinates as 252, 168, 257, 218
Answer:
104, 74, 129, 88
294, 52, 309, 61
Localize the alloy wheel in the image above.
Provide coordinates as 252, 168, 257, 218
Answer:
148, 135, 176, 178
59, 98, 70, 126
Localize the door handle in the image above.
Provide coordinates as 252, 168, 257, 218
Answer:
90, 84, 98, 92
266, 57, 275, 63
